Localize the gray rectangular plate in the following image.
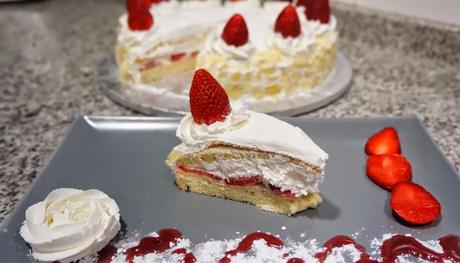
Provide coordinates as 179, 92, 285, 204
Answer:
1, 116, 459, 261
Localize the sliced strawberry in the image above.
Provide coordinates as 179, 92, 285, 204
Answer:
189, 69, 231, 125
366, 154, 412, 190
390, 182, 441, 225
126, 0, 151, 12
128, 10, 154, 31
365, 127, 401, 155
297, 0, 331, 24
221, 14, 249, 47
274, 5, 301, 38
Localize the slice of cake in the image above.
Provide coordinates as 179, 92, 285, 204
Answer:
166, 69, 328, 215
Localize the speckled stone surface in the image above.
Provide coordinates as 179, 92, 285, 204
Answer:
0, 0, 459, 224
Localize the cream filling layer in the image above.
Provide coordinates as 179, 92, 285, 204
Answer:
189, 157, 322, 197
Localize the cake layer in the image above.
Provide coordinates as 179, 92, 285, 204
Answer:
167, 144, 322, 197
175, 170, 322, 215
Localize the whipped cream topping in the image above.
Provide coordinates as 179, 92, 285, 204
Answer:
305, 16, 337, 36
176, 107, 328, 170
266, 31, 315, 56
265, 6, 320, 56
20, 189, 120, 263
203, 26, 255, 60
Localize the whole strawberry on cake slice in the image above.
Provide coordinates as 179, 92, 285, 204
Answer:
166, 69, 328, 215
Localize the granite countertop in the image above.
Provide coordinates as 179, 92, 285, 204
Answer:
0, 0, 459, 224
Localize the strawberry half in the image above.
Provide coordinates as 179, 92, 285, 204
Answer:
365, 127, 401, 155
366, 154, 412, 190
128, 10, 154, 31
221, 14, 249, 47
390, 182, 441, 225
297, 0, 331, 24
189, 69, 231, 125
274, 5, 301, 38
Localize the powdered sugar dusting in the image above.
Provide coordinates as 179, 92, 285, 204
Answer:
68, 231, 453, 263
323, 244, 362, 263
193, 239, 240, 262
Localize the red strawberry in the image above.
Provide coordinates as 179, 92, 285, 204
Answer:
128, 10, 154, 31
274, 5, 301, 38
366, 154, 412, 190
221, 14, 249, 47
297, 0, 331, 24
390, 182, 441, 225
126, 0, 151, 12
189, 69, 231, 125
365, 127, 401, 155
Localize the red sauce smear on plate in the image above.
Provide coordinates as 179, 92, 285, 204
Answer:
315, 235, 377, 263
97, 229, 459, 262
124, 228, 182, 263
219, 232, 284, 263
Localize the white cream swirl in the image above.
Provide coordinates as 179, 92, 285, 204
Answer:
178, 105, 250, 147
20, 189, 121, 263
266, 31, 315, 56
305, 16, 337, 36
203, 26, 255, 60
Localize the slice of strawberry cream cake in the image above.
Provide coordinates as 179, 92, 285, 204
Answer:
166, 69, 328, 215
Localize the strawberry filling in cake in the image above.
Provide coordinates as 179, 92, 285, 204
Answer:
166, 69, 328, 215
177, 165, 296, 198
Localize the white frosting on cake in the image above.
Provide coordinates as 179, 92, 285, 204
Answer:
204, 29, 255, 60
20, 189, 120, 263
176, 109, 328, 169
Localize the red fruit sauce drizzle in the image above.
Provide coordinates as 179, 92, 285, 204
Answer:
124, 228, 183, 263
177, 165, 295, 198
315, 235, 376, 263
97, 229, 459, 263
219, 232, 284, 263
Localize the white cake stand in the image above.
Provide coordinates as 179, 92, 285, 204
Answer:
98, 52, 352, 116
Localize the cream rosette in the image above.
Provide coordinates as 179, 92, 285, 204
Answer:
20, 188, 120, 263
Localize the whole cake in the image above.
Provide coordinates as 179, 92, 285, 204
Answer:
166, 69, 328, 215
116, 0, 337, 107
